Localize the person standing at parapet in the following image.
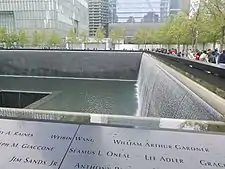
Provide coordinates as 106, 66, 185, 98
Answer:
218, 50, 225, 67
187, 49, 195, 59
199, 51, 209, 62
214, 48, 220, 64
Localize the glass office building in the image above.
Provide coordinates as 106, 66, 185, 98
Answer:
160, 0, 169, 21
109, 0, 117, 23
0, 0, 89, 36
160, 0, 190, 21
116, 0, 161, 23
169, 0, 190, 15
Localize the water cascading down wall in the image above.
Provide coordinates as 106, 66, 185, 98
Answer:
0, 50, 222, 121
137, 53, 222, 121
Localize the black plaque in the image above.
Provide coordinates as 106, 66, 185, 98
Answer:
0, 119, 225, 169
61, 125, 225, 169
0, 119, 79, 169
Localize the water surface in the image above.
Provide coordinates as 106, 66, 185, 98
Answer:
0, 76, 137, 115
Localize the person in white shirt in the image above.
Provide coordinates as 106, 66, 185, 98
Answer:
199, 51, 209, 62
187, 49, 195, 59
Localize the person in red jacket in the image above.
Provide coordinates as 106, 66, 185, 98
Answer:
170, 48, 176, 55
195, 51, 201, 60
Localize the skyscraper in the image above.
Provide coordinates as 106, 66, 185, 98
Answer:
160, 0, 190, 21
142, 12, 159, 23
89, 0, 109, 36
116, 0, 161, 22
109, 0, 118, 23
0, 0, 89, 36
169, 0, 190, 15
160, 0, 170, 21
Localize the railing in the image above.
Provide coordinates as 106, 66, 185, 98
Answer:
148, 51, 225, 91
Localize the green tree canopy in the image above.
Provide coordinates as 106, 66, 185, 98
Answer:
40, 29, 48, 46
80, 31, 89, 44
133, 26, 148, 46
32, 30, 42, 47
17, 29, 28, 47
0, 27, 7, 44
154, 19, 175, 46
5, 32, 19, 48
94, 26, 105, 43
203, 0, 225, 50
199, 14, 220, 49
48, 31, 61, 46
109, 29, 117, 44
167, 12, 189, 51
67, 28, 79, 44
115, 27, 125, 42
150, 1, 225, 50
109, 27, 125, 43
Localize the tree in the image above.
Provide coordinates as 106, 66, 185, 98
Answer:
48, 31, 61, 47
138, 5, 223, 51
147, 27, 156, 44
109, 29, 117, 44
155, 20, 175, 48
155, 12, 192, 51
32, 30, 42, 47
204, 0, 225, 50
116, 27, 125, 41
202, 16, 220, 49
0, 27, 7, 44
109, 29, 117, 49
94, 26, 105, 45
80, 31, 89, 48
196, 13, 218, 50
133, 26, 148, 48
40, 29, 48, 47
168, 12, 189, 52
5, 32, 19, 48
17, 29, 28, 47
109, 27, 125, 44
179, 16, 192, 50
67, 28, 79, 44
186, 5, 203, 50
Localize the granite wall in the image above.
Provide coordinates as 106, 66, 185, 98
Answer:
0, 50, 142, 80
137, 54, 223, 121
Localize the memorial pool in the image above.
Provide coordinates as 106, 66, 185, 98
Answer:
0, 76, 137, 115
0, 50, 224, 121
0, 50, 225, 169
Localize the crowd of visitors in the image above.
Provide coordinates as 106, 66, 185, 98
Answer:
153, 48, 225, 67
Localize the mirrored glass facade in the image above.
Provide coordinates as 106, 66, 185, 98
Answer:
0, 0, 89, 36
116, 0, 161, 23
160, 0, 169, 21
169, 0, 190, 15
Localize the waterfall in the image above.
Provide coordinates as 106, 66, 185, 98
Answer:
136, 54, 159, 117
135, 53, 220, 120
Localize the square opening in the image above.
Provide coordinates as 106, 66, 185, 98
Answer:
0, 90, 49, 108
